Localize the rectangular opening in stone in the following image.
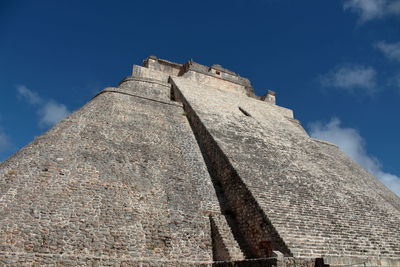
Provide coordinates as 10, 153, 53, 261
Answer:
238, 107, 252, 117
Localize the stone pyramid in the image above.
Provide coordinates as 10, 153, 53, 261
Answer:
0, 56, 399, 266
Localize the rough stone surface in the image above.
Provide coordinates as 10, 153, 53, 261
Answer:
171, 75, 400, 261
0, 77, 220, 265
210, 214, 244, 261
0, 56, 399, 266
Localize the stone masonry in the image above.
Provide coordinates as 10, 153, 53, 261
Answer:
0, 56, 399, 266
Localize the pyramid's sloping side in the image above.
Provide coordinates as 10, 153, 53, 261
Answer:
172, 76, 400, 259
0, 80, 220, 265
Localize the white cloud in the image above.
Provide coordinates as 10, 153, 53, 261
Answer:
0, 130, 11, 152
38, 101, 70, 127
375, 41, 400, 62
319, 64, 377, 94
16, 85, 70, 128
16, 85, 42, 105
344, 0, 400, 23
309, 118, 400, 196
389, 72, 400, 90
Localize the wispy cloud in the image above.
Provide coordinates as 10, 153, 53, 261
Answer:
16, 85, 70, 127
375, 41, 400, 62
0, 130, 11, 153
38, 101, 70, 127
309, 117, 400, 196
389, 72, 400, 91
344, 0, 400, 23
16, 85, 42, 105
318, 64, 377, 94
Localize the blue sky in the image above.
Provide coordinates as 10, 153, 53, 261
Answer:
0, 0, 399, 195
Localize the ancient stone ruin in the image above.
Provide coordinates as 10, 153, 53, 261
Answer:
0, 56, 399, 266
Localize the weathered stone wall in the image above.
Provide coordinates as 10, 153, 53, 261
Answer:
143, 56, 182, 76
182, 70, 249, 96
182, 61, 252, 88
171, 79, 291, 259
141, 56, 255, 97
0, 77, 221, 265
170, 76, 400, 260
210, 214, 244, 261
210, 215, 232, 262
213, 257, 319, 267
324, 256, 400, 267
132, 65, 171, 84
